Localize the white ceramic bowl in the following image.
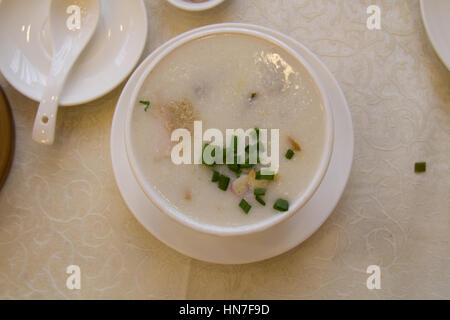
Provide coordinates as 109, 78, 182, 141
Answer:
125, 25, 334, 237
167, 0, 225, 11
0, 0, 148, 106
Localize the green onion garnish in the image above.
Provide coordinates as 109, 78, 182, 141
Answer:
255, 170, 274, 180
246, 144, 259, 161
239, 199, 252, 214
254, 188, 266, 196
140, 100, 150, 112
233, 135, 238, 153
415, 162, 426, 173
211, 170, 220, 182
227, 164, 241, 176
223, 148, 229, 163
202, 143, 217, 166
255, 196, 266, 206
218, 174, 230, 191
285, 149, 295, 160
241, 154, 255, 168
273, 199, 289, 212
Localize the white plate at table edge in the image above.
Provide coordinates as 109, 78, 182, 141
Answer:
420, 0, 450, 70
0, 0, 147, 106
111, 23, 354, 264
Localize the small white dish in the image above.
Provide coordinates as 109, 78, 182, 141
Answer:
111, 23, 354, 264
125, 26, 334, 237
167, 0, 225, 11
0, 0, 147, 106
420, 0, 450, 70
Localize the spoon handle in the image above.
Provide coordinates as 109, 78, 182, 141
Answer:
32, 79, 63, 145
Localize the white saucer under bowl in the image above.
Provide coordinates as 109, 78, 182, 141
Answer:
111, 23, 354, 264
420, 0, 450, 70
0, 0, 147, 106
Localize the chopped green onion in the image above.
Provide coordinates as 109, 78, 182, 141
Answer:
415, 162, 426, 173
255, 170, 274, 180
240, 154, 256, 168
285, 149, 295, 160
203, 144, 221, 166
233, 135, 238, 153
218, 174, 230, 191
246, 144, 260, 158
273, 199, 289, 212
254, 188, 266, 196
239, 199, 252, 214
211, 170, 220, 182
227, 163, 241, 176
223, 148, 229, 163
140, 100, 150, 112
255, 196, 266, 206
255, 128, 260, 139
202, 144, 214, 166
211, 146, 224, 157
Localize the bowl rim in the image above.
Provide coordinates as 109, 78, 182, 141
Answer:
167, 0, 225, 11
125, 25, 334, 237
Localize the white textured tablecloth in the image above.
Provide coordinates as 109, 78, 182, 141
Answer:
0, 0, 449, 299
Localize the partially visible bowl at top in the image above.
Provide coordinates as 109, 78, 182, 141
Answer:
125, 25, 334, 237
167, 0, 225, 11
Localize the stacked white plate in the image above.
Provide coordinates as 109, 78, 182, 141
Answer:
111, 23, 354, 264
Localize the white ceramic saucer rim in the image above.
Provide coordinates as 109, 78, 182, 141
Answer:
0, 0, 148, 106
420, 0, 450, 70
111, 23, 354, 264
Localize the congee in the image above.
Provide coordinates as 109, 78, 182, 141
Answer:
130, 33, 328, 228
